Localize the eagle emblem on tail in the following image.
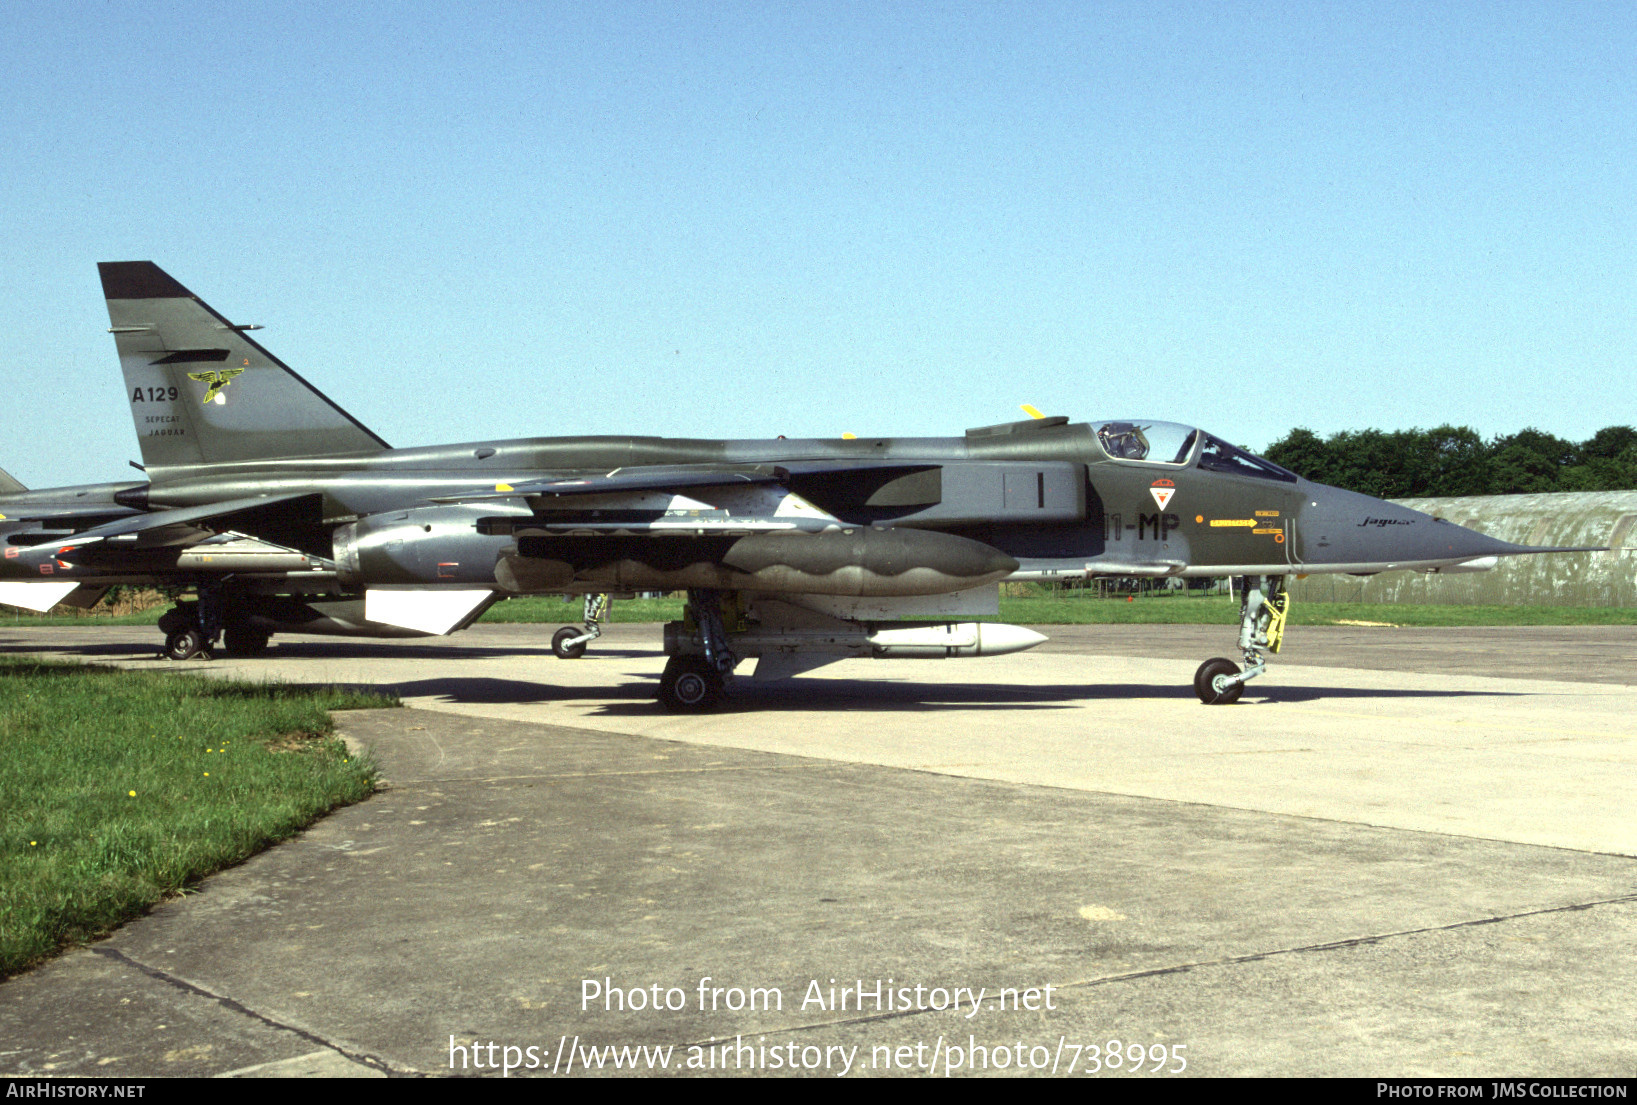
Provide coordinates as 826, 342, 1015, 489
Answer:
188, 368, 246, 404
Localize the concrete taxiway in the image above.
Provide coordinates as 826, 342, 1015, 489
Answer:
1, 621, 1634, 1077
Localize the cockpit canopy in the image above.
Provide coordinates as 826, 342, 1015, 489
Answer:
1093, 420, 1298, 483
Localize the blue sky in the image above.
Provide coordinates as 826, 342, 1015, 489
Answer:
2, 1, 1633, 485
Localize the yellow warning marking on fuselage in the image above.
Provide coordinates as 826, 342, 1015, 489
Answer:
495, 483, 514, 492
1255, 510, 1280, 517
1210, 519, 1257, 527
1253, 528, 1282, 535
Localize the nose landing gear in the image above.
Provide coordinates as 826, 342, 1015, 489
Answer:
1195, 574, 1288, 704
552, 592, 609, 659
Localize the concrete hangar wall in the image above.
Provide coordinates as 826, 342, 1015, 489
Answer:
1288, 491, 1637, 607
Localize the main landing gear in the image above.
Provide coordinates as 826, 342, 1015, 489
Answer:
658, 589, 740, 712
1195, 574, 1289, 705
552, 593, 609, 659
157, 588, 273, 662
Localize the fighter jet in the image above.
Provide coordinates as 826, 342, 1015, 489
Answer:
0, 465, 489, 652
0, 262, 1592, 708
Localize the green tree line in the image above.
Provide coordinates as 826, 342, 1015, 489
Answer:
1261, 426, 1637, 499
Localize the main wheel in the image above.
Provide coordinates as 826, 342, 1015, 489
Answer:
658, 656, 723, 712
1194, 657, 1243, 705
163, 627, 208, 662
157, 604, 195, 636
222, 624, 272, 657
552, 626, 588, 659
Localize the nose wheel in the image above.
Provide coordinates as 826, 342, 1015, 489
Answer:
1194, 657, 1244, 705
552, 626, 588, 659
1195, 575, 1288, 704
552, 593, 608, 659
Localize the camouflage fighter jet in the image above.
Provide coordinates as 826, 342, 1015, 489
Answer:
0, 262, 1594, 708
0, 465, 477, 653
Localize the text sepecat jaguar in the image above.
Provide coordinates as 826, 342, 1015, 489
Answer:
0, 263, 1595, 709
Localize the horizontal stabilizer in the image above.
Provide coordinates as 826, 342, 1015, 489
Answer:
0, 502, 145, 526
0, 581, 81, 612
363, 588, 499, 635
42, 493, 327, 557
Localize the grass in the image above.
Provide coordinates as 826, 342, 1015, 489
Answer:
472, 591, 1637, 627
990, 592, 1637, 627
0, 657, 392, 978
10, 589, 1636, 632
1288, 602, 1637, 627
481, 595, 687, 624
4, 609, 162, 627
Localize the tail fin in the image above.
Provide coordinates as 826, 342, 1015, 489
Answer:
100, 262, 390, 469
0, 467, 25, 494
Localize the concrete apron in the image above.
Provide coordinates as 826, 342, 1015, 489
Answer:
2, 624, 1635, 1076
56, 622, 1637, 856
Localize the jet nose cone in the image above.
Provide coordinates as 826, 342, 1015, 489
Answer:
1295, 483, 1520, 570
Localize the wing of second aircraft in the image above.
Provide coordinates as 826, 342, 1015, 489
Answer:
26, 493, 327, 562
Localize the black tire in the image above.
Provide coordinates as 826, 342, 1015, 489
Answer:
658, 656, 722, 712
552, 626, 588, 660
164, 627, 208, 662
157, 604, 194, 636
1194, 657, 1243, 705
222, 624, 272, 657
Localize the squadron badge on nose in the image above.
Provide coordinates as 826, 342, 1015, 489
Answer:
1150, 478, 1175, 510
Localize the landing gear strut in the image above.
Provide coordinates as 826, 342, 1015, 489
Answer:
1195, 575, 1289, 705
158, 587, 273, 661
552, 593, 609, 659
658, 589, 740, 712
158, 588, 224, 661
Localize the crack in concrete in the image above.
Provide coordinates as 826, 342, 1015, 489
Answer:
690, 889, 1637, 1043
90, 946, 418, 1077
1055, 889, 1637, 991
381, 763, 836, 787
